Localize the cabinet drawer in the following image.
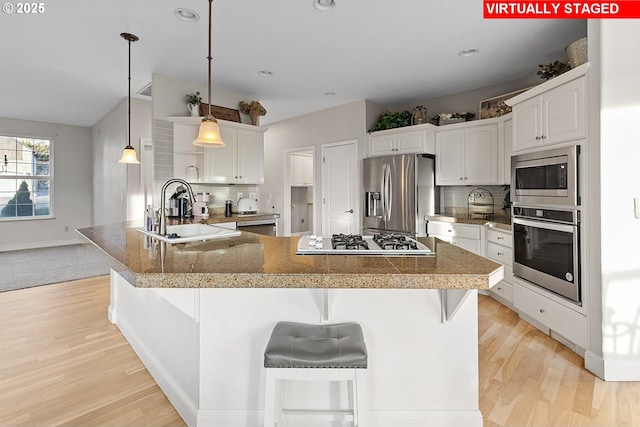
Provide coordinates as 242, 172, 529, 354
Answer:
427, 222, 480, 240
487, 242, 512, 266
514, 284, 587, 348
490, 280, 513, 304
486, 228, 511, 247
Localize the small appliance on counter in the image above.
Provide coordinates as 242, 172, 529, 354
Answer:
168, 186, 191, 219
193, 192, 210, 218
236, 198, 258, 215
225, 200, 233, 217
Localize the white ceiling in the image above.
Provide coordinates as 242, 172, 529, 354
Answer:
0, 0, 586, 127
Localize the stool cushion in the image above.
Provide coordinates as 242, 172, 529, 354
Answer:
264, 322, 368, 369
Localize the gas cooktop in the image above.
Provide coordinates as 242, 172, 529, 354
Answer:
296, 234, 434, 256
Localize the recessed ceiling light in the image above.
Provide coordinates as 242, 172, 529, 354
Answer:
458, 48, 479, 57
174, 8, 199, 22
313, 0, 337, 11
258, 70, 275, 77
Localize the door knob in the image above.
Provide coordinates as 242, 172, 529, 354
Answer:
345, 209, 354, 213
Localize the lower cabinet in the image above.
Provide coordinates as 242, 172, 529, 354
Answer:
427, 221, 482, 255
485, 227, 514, 305
513, 284, 587, 349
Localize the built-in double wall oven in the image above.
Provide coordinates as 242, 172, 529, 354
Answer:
511, 145, 581, 305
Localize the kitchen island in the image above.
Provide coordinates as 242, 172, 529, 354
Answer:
78, 222, 503, 427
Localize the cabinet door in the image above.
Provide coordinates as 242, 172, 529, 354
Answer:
543, 76, 586, 145
237, 128, 264, 184
435, 129, 464, 185
291, 155, 313, 186
369, 134, 396, 157
503, 118, 513, 185
512, 96, 542, 151
395, 130, 425, 154
464, 123, 499, 185
204, 126, 237, 183
303, 156, 314, 185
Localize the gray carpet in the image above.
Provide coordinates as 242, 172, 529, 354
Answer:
0, 244, 124, 292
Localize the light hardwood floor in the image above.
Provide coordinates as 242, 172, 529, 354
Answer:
1, 277, 639, 426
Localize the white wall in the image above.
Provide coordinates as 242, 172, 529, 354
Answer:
91, 97, 151, 225
596, 21, 640, 379
0, 117, 92, 250
261, 100, 384, 234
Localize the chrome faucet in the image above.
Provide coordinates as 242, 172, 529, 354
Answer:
159, 178, 196, 236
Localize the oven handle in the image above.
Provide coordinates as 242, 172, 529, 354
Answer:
513, 217, 577, 232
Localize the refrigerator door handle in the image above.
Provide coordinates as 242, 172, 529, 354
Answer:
387, 165, 393, 223
381, 163, 387, 223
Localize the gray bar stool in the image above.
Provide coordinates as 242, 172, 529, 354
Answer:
263, 321, 368, 426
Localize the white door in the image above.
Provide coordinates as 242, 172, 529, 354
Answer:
322, 140, 357, 235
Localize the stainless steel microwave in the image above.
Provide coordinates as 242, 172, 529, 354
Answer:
511, 145, 580, 207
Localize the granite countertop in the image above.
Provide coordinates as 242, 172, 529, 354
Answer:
203, 212, 280, 225
77, 222, 502, 291
425, 214, 512, 231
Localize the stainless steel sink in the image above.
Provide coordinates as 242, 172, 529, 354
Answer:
137, 223, 241, 243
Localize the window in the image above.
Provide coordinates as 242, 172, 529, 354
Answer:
0, 135, 52, 220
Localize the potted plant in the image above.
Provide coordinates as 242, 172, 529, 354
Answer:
369, 111, 412, 132
186, 92, 202, 116
537, 61, 570, 80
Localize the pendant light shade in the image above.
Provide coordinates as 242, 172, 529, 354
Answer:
118, 145, 140, 163
118, 32, 140, 164
193, 0, 225, 147
193, 117, 225, 147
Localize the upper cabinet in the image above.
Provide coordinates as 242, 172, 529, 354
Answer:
291, 154, 313, 186
204, 125, 266, 184
368, 124, 435, 157
167, 116, 267, 184
436, 122, 499, 186
507, 64, 588, 152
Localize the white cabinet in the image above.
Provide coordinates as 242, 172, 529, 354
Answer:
485, 227, 514, 304
514, 283, 587, 349
291, 155, 313, 186
435, 123, 499, 185
368, 125, 435, 157
204, 123, 267, 184
167, 116, 267, 184
510, 73, 586, 152
427, 221, 482, 255
503, 117, 513, 185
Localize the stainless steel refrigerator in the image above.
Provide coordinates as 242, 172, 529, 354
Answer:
363, 154, 438, 236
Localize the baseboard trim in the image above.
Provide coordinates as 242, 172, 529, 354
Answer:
0, 238, 82, 252
593, 354, 640, 381
366, 410, 483, 427
193, 409, 482, 427
585, 351, 605, 379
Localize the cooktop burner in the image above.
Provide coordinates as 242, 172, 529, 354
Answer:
296, 234, 434, 256
331, 234, 369, 250
373, 233, 419, 250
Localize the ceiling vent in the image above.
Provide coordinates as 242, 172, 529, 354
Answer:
137, 82, 152, 97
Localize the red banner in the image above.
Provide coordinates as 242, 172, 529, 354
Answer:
484, 1, 640, 18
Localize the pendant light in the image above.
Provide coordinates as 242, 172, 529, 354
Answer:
118, 32, 141, 164
193, 0, 225, 147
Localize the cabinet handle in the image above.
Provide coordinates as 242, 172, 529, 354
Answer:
541, 135, 547, 139
447, 229, 453, 233
539, 309, 545, 314
497, 236, 504, 240
464, 177, 468, 180
497, 252, 504, 256
497, 287, 502, 291
535, 136, 541, 140
459, 177, 463, 180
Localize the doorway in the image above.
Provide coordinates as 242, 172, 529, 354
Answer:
321, 140, 357, 235
283, 147, 315, 236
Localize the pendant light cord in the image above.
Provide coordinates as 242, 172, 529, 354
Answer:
207, 0, 212, 118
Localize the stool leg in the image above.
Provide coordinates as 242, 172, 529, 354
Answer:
352, 369, 359, 427
264, 369, 276, 427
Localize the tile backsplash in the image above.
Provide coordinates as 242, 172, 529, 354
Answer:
190, 184, 259, 209
439, 185, 510, 219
